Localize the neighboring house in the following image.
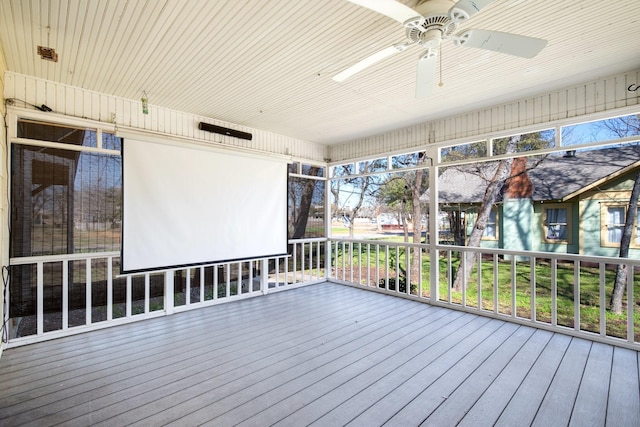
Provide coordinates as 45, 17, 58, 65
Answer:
434, 144, 640, 258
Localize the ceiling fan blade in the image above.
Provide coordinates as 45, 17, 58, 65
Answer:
454, 29, 548, 58
333, 43, 409, 82
449, 0, 497, 22
415, 48, 438, 98
347, 0, 423, 26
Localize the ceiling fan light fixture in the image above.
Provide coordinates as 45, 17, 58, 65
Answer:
333, 43, 409, 82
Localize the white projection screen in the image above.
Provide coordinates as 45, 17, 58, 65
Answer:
121, 136, 288, 273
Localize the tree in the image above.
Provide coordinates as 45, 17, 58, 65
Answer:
378, 177, 411, 241
407, 155, 428, 283
381, 152, 429, 285
289, 166, 323, 239
452, 136, 520, 291
610, 173, 640, 313
444, 131, 554, 291
331, 161, 383, 238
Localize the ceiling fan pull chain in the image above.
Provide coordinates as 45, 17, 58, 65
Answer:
439, 47, 444, 87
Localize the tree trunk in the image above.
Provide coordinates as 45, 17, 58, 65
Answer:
348, 175, 371, 238
291, 168, 320, 239
409, 162, 426, 287
453, 136, 520, 291
401, 199, 409, 242
448, 210, 464, 245
610, 172, 640, 313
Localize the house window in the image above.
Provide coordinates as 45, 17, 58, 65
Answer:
543, 205, 571, 243
482, 209, 498, 240
602, 205, 640, 247
606, 206, 625, 244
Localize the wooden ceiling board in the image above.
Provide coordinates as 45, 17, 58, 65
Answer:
1, 0, 639, 144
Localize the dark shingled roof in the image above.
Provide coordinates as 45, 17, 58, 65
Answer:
431, 144, 640, 204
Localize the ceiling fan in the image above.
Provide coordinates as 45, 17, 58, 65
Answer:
333, 0, 548, 97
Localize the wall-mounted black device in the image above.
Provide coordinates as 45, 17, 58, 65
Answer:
198, 122, 253, 141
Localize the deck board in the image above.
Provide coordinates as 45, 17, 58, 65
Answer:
1, 282, 639, 427
381, 324, 537, 426
454, 329, 555, 426
607, 348, 640, 427
569, 342, 613, 426
494, 333, 572, 426
303, 316, 502, 427
531, 338, 592, 427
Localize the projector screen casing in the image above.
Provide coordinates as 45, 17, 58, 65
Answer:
121, 136, 288, 274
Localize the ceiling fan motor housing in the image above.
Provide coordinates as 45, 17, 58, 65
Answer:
406, 0, 458, 45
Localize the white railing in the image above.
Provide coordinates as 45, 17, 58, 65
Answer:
329, 238, 640, 350
14, 237, 637, 350
6, 239, 326, 346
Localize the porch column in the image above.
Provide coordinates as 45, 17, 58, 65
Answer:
426, 145, 439, 303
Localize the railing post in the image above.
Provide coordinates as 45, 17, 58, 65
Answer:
86, 258, 92, 325
261, 258, 269, 295
599, 262, 606, 336
126, 276, 132, 318
574, 260, 580, 332
165, 270, 174, 315
427, 148, 439, 303
37, 262, 43, 336
107, 257, 113, 321
627, 264, 634, 343
405, 245, 410, 294
145, 274, 150, 314
62, 259, 69, 330
325, 240, 332, 280
530, 256, 536, 322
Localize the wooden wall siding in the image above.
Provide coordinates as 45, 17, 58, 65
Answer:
3, 72, 328, 162
329, 70, 640, 162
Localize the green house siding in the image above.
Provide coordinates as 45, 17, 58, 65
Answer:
502, 199, 533, 260
580, 197, 610, 256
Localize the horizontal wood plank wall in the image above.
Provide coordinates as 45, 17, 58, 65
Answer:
329, 69, 640, 162
3, 71, 327, 162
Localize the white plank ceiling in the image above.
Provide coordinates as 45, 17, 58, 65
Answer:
1, 0, 639, 145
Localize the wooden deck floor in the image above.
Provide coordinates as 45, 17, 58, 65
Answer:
1, 282, 639, 427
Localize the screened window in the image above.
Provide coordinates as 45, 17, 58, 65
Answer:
10, 145, 122, 257
288, 166, 325, 239
10, 121, 123, 335
18, 118, 98, 147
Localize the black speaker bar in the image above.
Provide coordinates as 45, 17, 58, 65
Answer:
198, 122, 253, 141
